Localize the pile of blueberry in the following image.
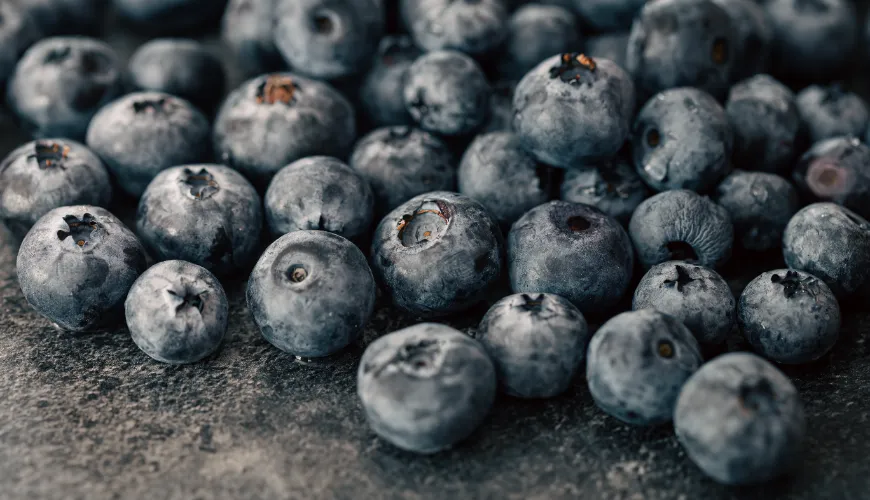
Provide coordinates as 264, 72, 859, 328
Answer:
1, 0, 868, 487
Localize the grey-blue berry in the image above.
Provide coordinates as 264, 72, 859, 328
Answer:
560, 157, 649, 226
714, 170, 799, 252
796, 85, 869, 144
792, 137, 870, 221
496, 4, 582, 83
359, 36, 420, 128
221, 0, 284, 78
400, 0, 508, 57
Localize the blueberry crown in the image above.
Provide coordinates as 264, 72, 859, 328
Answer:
28, 141, 70, 170
182, 168, 219, 199
56, 213, 101, 247
133, 97, 173, 114
549, 53, 596, 84
663, 265, 695, 292
770, 270, 816, 299
167, 289, 205, 313
256, 76, 299, 105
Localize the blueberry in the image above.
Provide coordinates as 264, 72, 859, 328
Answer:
560, 156, 649, 226
371, 192, 504, 317
632, 87, 733, 193
725, 74, 801, 174
714, 170, 798, 252
629, 189, 734, 269
136, 164, 263, 277
221, 0, 284, 78
632, 262, 735, 348
273, 0, 385, 80
404, 50, 491, 137
213, 73, 356, 190
7, 36, 123, 141
247, 230, 376, 357
674, 352, 806, 485
712, 0, 772, 81
17, 205, 147, 331
583, 33, 629, 71
125, 260, 228, 364
586, 309, 703, 426
400, 0, 508, 56
480, 81, 514, 133
357, 322, 497, 454
570, 0, 644, 32
793, 137, 870, 220
496, 4, 582, 83
509, 201, 634, 315
626, 0, 736, 100
457, 132, 553, 229
0, 1, 42, 89
127, 39, 226, 114
26, 0, 103, 36
112, 0, 228, 35
86, 91, 211, 197
513, 53, 635, 168
349, 126, 456, 215
359, 36, 421, 128
477, 293, 589, 398
782, 202, 870, 298
796, 84, 869, 144
265, 156, 374, 240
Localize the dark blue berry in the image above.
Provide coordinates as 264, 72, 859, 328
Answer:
359, 36, 421, 128
714, 170, 798, 251
400, 0, 508, 56
496, 4, 581, 83
560, 156, 649, 225
221, 0, 285, 78
112, 0, 228, 35
796, 84, 869, 144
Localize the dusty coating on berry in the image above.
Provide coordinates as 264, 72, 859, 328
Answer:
549, 53, 597, 84
255, 75, 299, 105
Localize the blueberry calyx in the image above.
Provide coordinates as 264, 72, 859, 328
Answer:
43, 46, 72, 65
806, 159, 848, 197
548, 53, 597, 85
167, 289, 205, 313
646, 128, 661, 148
387, 126, 413, 141
181, 168, 220, 199
56, 213, 101, 248
133, 98, 172, 114
286, 264, 308, 283
657, 340, 675, 358
396, 200, 451, 247
255, 76, 299, 105
28, 141, 70, 170
738, 377, 775, 413
518, 293, 546, 312
567, 216, 591, 232
311, 12, 335, 35
408, 89, 429, 117
663, 265, 695, 292
771, 270, 815, 299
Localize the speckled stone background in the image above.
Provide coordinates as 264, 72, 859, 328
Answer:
2, 10, 870, 500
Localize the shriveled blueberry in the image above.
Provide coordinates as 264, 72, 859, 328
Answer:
357, 323, 497, 454
477, 293, 589, 398
125, 260, 228, 364
273, 0, 385, 80
17, 205, 147, 331
560, 156, 649, 225
586, 309, 703, 425
264, 156, 374, 240
570, 0, 643, 32
626, 0, 736, 100
632, 87, 733, 193
714, 170, 798, 251
349, 126, 455, 215
248, 230, 376, 357
509, 201, 634, 315
136, 164, 263, 277
675, 352, 806, 485
400, 0, 508, 56
371, 192, 504, 317
496, 4, 582, 83
792, 138, 870, 220
796, 84, 869, 144
112, 0, 228, 34
0, 1, 42, 89
514, 53, 635, 168
629, 189, 734, 269
633, 262, 735, 348
583, 33, 629, 71
782, 202, 870, 298
7, 36, 123, 141
712, 0, 772, 80
86, 91, 211, 197
213, 73, 356, 190
359, 36, 421, 128
480, 81, 514, 133
404, 50, 491, 136
221, 0, 284, 78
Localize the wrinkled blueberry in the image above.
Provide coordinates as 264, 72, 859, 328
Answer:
796, 84, 869, 144
583, 32, 629, 71
793, 137, 870, 220
400, 0, 508, 56
221, 0, 284, 78
359, 36, 421, 128
0, 1, 42, 89
714, 170, 799, 251
496, 4, 582, 83
560, 156, 649, 225
712, 0, 772, 81
112, 0, 228, 34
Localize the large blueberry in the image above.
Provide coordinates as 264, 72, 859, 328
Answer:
583, 33, 629, 71
477, 293, 589, 398
714, 170, 798, 251
496, 4, 582, 83
629, 189, 734, 269
17, 205, 147, 332
213, 73, 356, 190
371, 192, 503, 317
586, 309, 703, 425
0, 2, 42, 89
796, 84, 869, 144
400, 0, 508, 56
125, 260, 228, 364
570, 0, 643, 32
712, 0, 772, 80
247, 230, 376, 357
136, 164, 263, 277
359, 36, 421, 128
509, 201, 634, 315
632, 87, 733, 193
560, 156, 649, 225
513, 53, 635, 168
112, 0, 228, 34
86, 92, 211, 197
221, 0, 284, 78
793, 138, 870, 221
675, 352, 805, 485
7, 36, 123, 141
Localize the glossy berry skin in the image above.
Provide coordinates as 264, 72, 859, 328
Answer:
359, 36, 421, 128
125, 260, 228, 364
632, 87, 733, 193
633, 262, 735, 348
513, 53, 635, 168
357, 323, 497, 454
264, 156, 374, 240
739, 269, 840, 364
629, 189, 734, 270
457, 132, 551, 229
496, 4, 581, 83
586, 309, 703, 426
112, 0, 228, 35
796, 85, 869, 144
477, 293, 589, 399
783, 203, 870, 298
583, 33, 629, 71
127, 39, 226, 114
213, 73, 356, 191
626, 0, 736, 100
16, 206, 147, 332
714, 170, 799, 252
792, 138, 870, 221
273, 0, 385, 80
247, 230, 376, 357
371, 192, 504, 317
86, 92, 211, 197
136, 165, 263, 277
221, 0, 284, 79
0, 139, 111, 238
675, 353, 806, 485
570, 0, 643, 32
712, 0, 772, 81
0, 1, 42, 89
560, 156, 649, 226
404, 50, 491, 137
400, 0, 508, 57
509, 201, 634, 315
349, 126, 455, 215
7, 37, 123, 141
